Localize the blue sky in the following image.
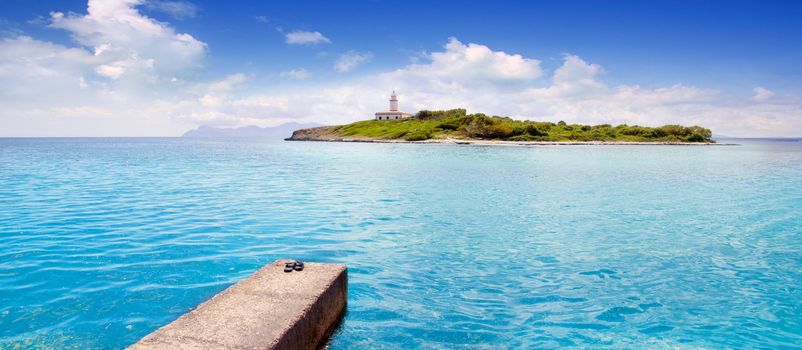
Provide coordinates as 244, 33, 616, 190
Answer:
1, 0, 801, 136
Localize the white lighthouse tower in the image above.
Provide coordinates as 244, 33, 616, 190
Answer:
389, 91, 399, 111
375, 91, 413, 120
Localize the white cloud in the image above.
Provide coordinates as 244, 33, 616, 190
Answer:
285, 30, 330, 45
206, 73, 246, 92
280, 68, 311, 80
752, 86, 774, 101
420, 37, 542, 84
0, 36, 95, 102
2, 5, 801, 139
49, 0, 206, 78
0, 0, 207, 136
165, 38, 800, 137
553, 54, 602, 85
334, 51, 373, 72
143, 0, 198, 19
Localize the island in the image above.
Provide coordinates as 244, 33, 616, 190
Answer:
286, 109, 714, 145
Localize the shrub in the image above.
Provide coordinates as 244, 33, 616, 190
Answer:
336, 109, 712, 142
486, 124, 514, 138
508, 134, 540, 141
415, 108, 467, 120
685, 133, 705, 142
437, 118, 463, 130
404, 130, 431, 141
524, 124, 546, 136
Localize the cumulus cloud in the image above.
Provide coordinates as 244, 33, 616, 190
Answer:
418, 37, 542, 84
334, 51, 373, 72
0, 0, 207, 136
162, 38, 800, 137
1, 4, 800, 139
285, 30, 330, 45
0, 36, 95, 102
49, 0, 206, 78
553, 54, 602, 85
280, 68, 311, 80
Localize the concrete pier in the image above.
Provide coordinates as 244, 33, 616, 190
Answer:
129, 260, 347, 350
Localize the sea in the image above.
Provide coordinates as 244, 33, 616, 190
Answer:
1, 138, 800, 349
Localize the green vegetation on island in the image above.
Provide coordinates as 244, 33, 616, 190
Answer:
290, 109, 714, 143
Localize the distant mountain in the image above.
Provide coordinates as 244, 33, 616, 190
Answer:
182, 122, 323, 139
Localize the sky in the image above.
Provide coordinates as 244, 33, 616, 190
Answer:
0, 0, 801, 137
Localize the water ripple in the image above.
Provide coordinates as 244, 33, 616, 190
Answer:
0, 138, 801, 349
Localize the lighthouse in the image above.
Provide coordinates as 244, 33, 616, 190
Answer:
390, 91, 399, 111
375, 91, 413, 120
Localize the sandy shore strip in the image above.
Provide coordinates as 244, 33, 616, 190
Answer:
285, 137, 736, 146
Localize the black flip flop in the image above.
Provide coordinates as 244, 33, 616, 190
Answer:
294, 261, 304, 271
284, 261, 296, 273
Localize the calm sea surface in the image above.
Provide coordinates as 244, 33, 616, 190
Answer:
0, 138, 800, 349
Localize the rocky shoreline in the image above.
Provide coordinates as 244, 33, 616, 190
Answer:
286, 131, 729, 146
286, 138, 731, 146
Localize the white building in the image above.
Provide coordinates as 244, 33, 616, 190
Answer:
375, 91, 413, 120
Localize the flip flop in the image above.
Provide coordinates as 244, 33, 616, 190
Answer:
294, 261, 304, 271
284, 261, 296, 273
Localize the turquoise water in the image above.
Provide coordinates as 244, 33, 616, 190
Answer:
1, 138, 801, 349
